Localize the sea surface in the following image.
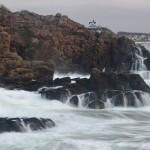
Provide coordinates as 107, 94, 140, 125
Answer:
136, 42, 150, 52
0, 42, 150, 150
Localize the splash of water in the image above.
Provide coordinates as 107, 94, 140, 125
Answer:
67, 91, 150, 109
131, 45, 150, 86
131, 46, 147, 71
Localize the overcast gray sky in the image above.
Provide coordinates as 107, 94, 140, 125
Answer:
1, 0, 150, 33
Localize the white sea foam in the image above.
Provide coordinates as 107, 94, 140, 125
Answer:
54, 72, 90, 79
131, 43, 150, 86
0, 86, 150, 150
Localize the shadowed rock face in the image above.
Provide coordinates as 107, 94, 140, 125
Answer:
140, 44, 150, 70
0, 117, 55, 133
1, 8, 149, 73
40, 68, 150, 97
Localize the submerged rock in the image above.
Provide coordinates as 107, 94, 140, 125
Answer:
88, 100, 105, 109
69, 95, 79, 106
0, 117, 55, 133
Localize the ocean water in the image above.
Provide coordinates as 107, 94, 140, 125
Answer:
1, 87, 150, 150
0, 42, 150, 150
136, 42, 150, 51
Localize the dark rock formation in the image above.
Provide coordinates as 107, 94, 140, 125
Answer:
108, 36, 135, 72
0, 117, 55, 133
140, 44, 150, 70
39, 68, 150, 109
69, 92, 105, 109
40, 87, 70, 102
87, 100, 105, 109
41, 68, 150, 96
54, 77, 71, 86
69, 95, 79, 106
89, 70, 150, 93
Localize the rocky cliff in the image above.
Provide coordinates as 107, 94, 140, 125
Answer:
1, 7, 148, 74
0, 29, 54, 90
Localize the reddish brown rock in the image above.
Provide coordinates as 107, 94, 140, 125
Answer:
1, 8, 143, 73
0, 29, 54, 90
0, 31, 10, 54
0, 7, 150, 89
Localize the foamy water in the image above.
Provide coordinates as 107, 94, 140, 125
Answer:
54, 72, 90, 79
1, 88, 150, 150
131, 43, 150, 86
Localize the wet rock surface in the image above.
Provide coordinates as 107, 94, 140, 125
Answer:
0, 117, 55, 133
39, 68, 150, 109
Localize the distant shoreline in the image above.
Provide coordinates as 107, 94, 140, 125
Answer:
136, 41, 150, 43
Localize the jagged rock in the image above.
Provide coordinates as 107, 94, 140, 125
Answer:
70, 95, 79, 106
145, 58, 150, 70
89, 92, 97, 101
91, 68, 101, 77
111, 91, 145, 107
67, 78, 90, 95
39, 71, 150, 103
69, 93, 91, 107
0, 117, 55, 133
89, 70, 150, 92
1, 8, 149, 73
141, 45, 150, 70
39, 68, 150, 109
108, 36, 135, 72
55, 13, 62, 18
39, 87, 70, 102
69, 92, 105, 108
111, 93, 124, 106
128, 74, 149, 92
0, 30, 54, 90
54, 77, 71, 86
88, 100, 105, 109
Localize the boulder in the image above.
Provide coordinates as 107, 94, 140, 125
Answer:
39, 87, 70, 102
69, 95, 79, 106
54, 77, 71, 86
69, 92, 105, 109
88, 100, 105, 109
108, 36, 135, 72
89, 70, 150, 92
111, 91, 146, 107
0, 117, 55, 133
